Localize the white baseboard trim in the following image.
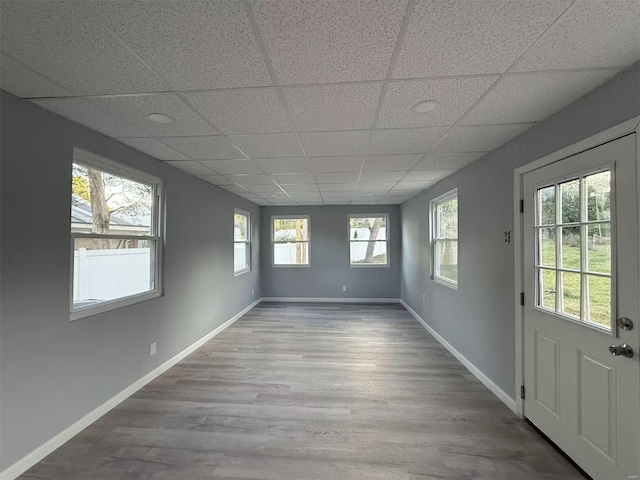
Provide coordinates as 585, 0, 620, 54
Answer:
261, 297, 401, 303
400, 300, 518, 415
0, 298, 263, 480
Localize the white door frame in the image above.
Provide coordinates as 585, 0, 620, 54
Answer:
513, 116, 640, 417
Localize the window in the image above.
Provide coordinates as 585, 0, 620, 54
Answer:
534, 170, 612, 330
272, 216, 310, 266
234, 210, 251, 274
348, 215, 389, 266
431, 189, 458, 287
71, 150, 163, 320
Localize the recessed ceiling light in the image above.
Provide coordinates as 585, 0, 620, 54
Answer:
147, 113, 176, 124
411, 100, 438, 114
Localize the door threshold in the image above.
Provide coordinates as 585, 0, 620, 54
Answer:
524, 417, 592, 480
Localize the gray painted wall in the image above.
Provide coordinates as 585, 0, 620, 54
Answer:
261, 206, 401, 299
401, 65, 640, 399
0, 92, 261, 470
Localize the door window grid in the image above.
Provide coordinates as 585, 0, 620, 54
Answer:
534, 169, 612, 330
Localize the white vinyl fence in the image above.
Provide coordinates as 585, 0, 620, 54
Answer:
73, 248, 151, 304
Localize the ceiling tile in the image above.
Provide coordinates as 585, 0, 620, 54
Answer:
259, 192, 290, 201
363, 154, 422, 171
159, 136, 244, 160
283, 184, 320, 193
323, 199, 352, 205
377, 77, 497, 128
182, 88, 293, 134
352, 198, 382, 205
227, 174, 275, 185
394, 180, 436, 190
352, 191, 386, 198
379, 197, 405, 205
246, 184, 285, 194
32, 97, 146, 138
319, 184, 357, 192
221, 184, 250, 194
369, 128, 448, 155
513, 1, 640, 72
386, 189, 422, 197
415, 153, 485, 170
300, 131, 370, 156
283, 83, 382, 131
199, 159, 263, 175
116, 138, 189, 161
236, 192, 262, 199
314, 172, 361, 184
198, 175, 235, 186
402, 170, 455, 182
435, 124, 533, 152
0, 1, 167, 95
250, 0, 408, 84
393, 0, 571, 78
254, 158, 311, 174
0, 54, 71, 98
359, 171, 407, 182
355, 182, 396, 192
165, 160, 215, 176
90, 94, 215, 137
288, 192, 322, 200
92, 0, 272, 89
271, 173, 316, 185
309, 156, 364, 173
461, 69, 623, 125
228, 133, 303, 158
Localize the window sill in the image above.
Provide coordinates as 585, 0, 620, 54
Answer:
432, 276, 458, 290
349, 263, 390, 268
272, 264, 311, 268
70, 290, 162, 321
234, 268, 251, 277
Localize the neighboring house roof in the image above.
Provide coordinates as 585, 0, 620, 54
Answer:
71, 194, 143, 227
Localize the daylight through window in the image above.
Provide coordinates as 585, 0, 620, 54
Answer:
534, 170, 612, 329
234, 210, 251, 273
349, 215, 389, 266
71, 158, 162, 318
431, 190, 458, 286
272, 216, 310, 266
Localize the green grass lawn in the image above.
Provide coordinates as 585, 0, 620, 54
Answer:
541, 237, 611, 327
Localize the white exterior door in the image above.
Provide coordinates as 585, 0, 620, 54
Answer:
523, 134, 640, 480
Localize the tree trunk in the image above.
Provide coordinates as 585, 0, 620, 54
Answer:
365, 218, 383, 263
87, 168, 111, 249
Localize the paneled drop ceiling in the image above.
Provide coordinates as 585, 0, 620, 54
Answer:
1, 0, 638, 206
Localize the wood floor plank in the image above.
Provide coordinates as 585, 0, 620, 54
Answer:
19, 302, 584, 479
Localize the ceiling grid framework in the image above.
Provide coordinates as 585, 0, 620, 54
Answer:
1, 0, 638, 206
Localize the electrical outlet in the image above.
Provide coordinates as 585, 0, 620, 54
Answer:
251, 288, 255, 295
422, 293, 426, 302
149, 342, 157, 356
342, 285, 347, 292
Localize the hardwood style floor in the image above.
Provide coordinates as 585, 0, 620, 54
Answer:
21, 303, 584, 480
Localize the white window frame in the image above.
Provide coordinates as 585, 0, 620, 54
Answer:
70, 148, 164, 321
347, 214, 390, 267
430, 189, 458, 289
234, 209, 251, 275
271, 215, 311, 267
